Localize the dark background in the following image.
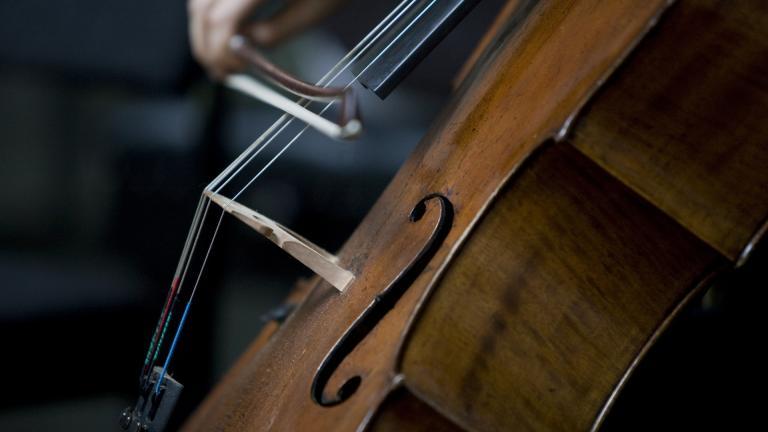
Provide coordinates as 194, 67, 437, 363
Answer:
0, 0, 762, 431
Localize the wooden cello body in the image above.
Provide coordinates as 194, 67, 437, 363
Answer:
184, 0, 768, 430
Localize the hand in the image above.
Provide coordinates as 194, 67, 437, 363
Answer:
189, 0, 349, 79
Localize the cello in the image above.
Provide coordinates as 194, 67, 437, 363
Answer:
123, 0, 768, 430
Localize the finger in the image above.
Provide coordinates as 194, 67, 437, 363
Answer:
188, 0, 210, 64
213, 0, 269, 76
207, 26, 248, 79
244, 0, 347, 47
194, 0, 268, 78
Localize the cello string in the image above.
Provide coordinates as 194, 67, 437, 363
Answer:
140, 0, 421, 384
144, 198, 215, 381
152, 0, 419, 347
209, 0, 436, 205
219, 0, 440, 207
154, 210, 225, 395
205, 0, 420, 194
139, 196, 206, 381
146, 0, 423, 368
148, 0, 435, 391
158, 0, 421, 315
153, 0, 439, 394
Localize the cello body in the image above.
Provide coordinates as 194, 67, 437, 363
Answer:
184, 0, 768, 430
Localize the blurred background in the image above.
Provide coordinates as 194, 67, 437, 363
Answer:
0, 0, 762, 431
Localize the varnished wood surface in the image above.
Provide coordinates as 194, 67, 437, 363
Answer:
453, 0, 523, 89
398, 143, 721, 431
571, 0, 768, 261
368, 387, 464, 432
182, 0, 768, 430
392, 1, 768, 429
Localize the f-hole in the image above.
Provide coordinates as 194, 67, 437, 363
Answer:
311, 193, 454, 407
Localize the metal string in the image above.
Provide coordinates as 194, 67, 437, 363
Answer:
152, 0, 439, 393
139, 196, 206, 381
144, 0, 437, 392
205, 0, 422, 194
141, 0, 421, 384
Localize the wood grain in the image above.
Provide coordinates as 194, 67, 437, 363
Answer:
571, 0, 768, 261
399, 143, 722, 431
368, 386, 464, 432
